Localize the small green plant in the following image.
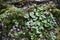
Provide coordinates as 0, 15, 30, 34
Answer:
1, 5, 57, 40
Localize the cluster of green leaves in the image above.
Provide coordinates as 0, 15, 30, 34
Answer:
43, 5, 60, 26
1, 5, 57, 40
42, 3, 60, 40
23, 5, 57, 40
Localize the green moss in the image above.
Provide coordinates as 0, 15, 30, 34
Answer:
1, 5, 58, 40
